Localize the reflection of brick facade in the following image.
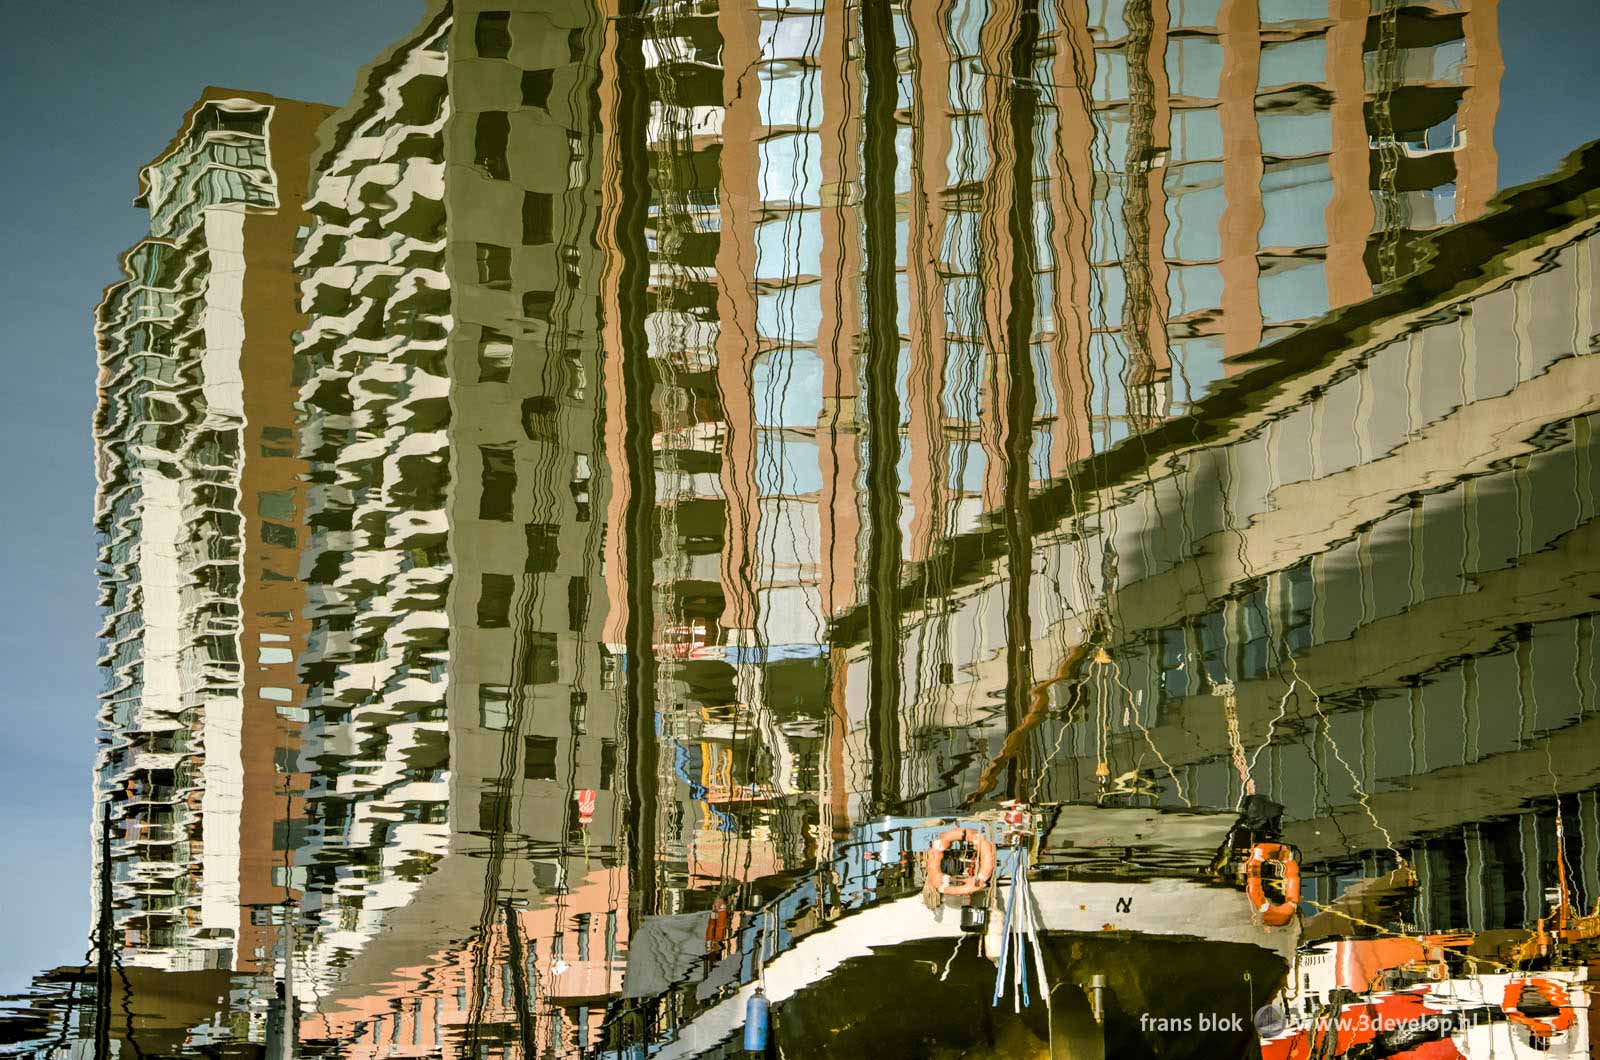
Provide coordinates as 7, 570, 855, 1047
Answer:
91, 88, 329, 974
299, 867, 626, 1058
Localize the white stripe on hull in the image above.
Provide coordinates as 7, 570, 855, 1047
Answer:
655, 878, 1294, 1059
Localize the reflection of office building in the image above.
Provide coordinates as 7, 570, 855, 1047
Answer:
91, 88, 329, 973
828, 166, 1600, 928
291, 3, 625, 1052
588, 0, 1506, 910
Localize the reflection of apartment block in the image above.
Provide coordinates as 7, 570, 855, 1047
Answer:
299, 867, 626, 1057
446, 0, 619, 875
91, 89, 329, 972
292, 4, 626, 1052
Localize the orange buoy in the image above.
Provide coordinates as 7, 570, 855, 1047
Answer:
1502, 977, 1574, 1038
924, 827, 997, 897
1245, 842, 1300, 927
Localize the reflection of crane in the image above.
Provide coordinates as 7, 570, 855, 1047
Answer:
1512, 802, 1600, 962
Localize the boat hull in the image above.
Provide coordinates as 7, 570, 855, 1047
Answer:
654, 880, 1296, 1059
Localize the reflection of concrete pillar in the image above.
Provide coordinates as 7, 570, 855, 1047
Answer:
1218, 0, 1263, 362
1516, 627, 1535, 746
817, 0, 862, 619
1412, 844, 1432, 932
1519, 811, 1543, 925
717, 2, 762, 634
1462, 655, 1480, 763
1456, 0, 1502, 221
1463, 823, 1485, 932
905, 0, 953, 560
1046, 11, 1097, 473
1580, 790, 1600, 911
597, 19, 629, 650
977, 0, 1020, 510
1408, 684, 1425, 776
1325, 0, 1374, 308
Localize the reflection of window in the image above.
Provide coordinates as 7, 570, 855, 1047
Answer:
600, 739, 617, 790
478, 791, 510, 831
272, 818, 311, 850
520, 633, 560, 685
1166, 37, 1223, 99
480, 444, 516, 521
475, 112, 510, 180
479, 573, 514, 628
526, 522, 560, 573
576, 913, 591, 960
523, 289, 555, 322
523, 191, 552, 245
567, 575, 589, 630
521, 395, 559, 440
261, 522, 296, 548
480, 684, 511, 729
478, 326, 513, 383
522, 69, 553, 108
475, 12, 511, 58
524, 735, 558, 780
475, 243, 511, 289
257, 490, 294, 520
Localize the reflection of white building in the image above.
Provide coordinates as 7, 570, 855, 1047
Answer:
830, 181, 1600, 928
91, 90, 329, 972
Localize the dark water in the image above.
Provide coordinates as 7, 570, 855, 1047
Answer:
10, 1, 1600, 1057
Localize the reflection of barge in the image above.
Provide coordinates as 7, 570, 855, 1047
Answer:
1260, 936, 1593, 1058
615, 797, 1300, 1059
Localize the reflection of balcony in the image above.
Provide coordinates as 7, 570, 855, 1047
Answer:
545, 959, 621, 1003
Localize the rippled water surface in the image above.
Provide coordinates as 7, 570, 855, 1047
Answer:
10, 1, 1600, 1057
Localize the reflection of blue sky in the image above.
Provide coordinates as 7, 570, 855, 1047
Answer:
0, 0, 426, 995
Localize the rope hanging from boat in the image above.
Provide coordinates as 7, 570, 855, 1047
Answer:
991, 844, 1050, 1014
1217, 680, 1256, 798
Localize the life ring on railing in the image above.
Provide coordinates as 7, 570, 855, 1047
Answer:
1502, 978, 1574, 1038
1245, 842, 1300, 927
924, 827, 997, 897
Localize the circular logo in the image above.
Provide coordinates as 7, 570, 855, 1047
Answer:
1253, 1004, 1286, 1038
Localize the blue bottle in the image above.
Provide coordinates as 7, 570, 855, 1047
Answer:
743, 988, 770, 1053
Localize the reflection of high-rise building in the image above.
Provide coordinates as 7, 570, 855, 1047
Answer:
91, 88, 329, 974
290, 3, 626, 1053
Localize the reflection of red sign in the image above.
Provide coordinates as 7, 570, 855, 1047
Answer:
576, 789, 596, 827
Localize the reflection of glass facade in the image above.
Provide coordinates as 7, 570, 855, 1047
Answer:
91, 90, 329, 975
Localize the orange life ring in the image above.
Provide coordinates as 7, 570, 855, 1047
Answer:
1502, 978, 1574, 1038
1245, 842, 1300, 927
924, 827, 997, 897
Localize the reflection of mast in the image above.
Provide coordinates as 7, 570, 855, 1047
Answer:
1121, 0, 1160, 427
862, 0, 904, 816
613, 0, 660, 921
94, 800, 111, 1060
503, 902, 536, 1051
999, 0, 1041, 800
